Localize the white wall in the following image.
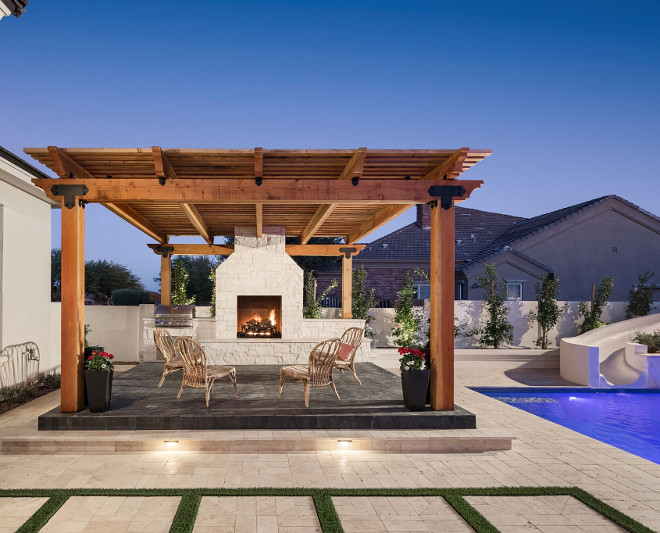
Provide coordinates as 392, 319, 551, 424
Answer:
0, 160, 55, 379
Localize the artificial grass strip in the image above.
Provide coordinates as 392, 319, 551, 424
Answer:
0, 486, 653, 533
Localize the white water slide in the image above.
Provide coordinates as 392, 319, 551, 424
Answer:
560, 314, 660, 387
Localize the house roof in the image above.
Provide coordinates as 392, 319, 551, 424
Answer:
1, 0, 27, 17
356, 206, 524, 262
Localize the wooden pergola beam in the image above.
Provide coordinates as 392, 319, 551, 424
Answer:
301, 204, 336, 244
47, 146, 95, 180
34, 178, 483, 205
102, 203, 165, 243
255, 203, 263, 238
338, 147, 367, 180
147, 243, 366, 256
423, 147, 470, 180
180, 203, 213, 245
152, 146, 178, 180
346, 204, 412, 243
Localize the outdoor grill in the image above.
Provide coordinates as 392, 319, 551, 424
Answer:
154, 305, 194, 327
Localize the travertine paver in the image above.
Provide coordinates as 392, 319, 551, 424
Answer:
333, 496, 472, 532
464, 495, 626, 532
193, 496, 321, 532
40, 496, 181, 533
0, 497, 48, 533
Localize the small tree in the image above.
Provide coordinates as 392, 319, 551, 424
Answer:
171, 258, 195, 305
352, 265, 377, 335
531, 274, 562, 349
626, 271, 655, 319
303, 270, 338, 318
209, 267, 217, 317
392, 271, 424, 348
467, 264, 513, 348
578, 276, 614, 334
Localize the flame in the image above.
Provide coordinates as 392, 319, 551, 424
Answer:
269, 309, 276, 327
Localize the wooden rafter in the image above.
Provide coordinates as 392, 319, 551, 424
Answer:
301, 204, 336, 244
180, 203, 213, 245
346, 204, 412, 244
254, 147, 263, 178
255, 203, 263, 238
47, 146, 95, 180
147, 243, 366, 256
152, 146, 178, 180
102, 203, 165, 243
338, 147, 367, 180
422, 147, 470, 180
33, 178, 483, 204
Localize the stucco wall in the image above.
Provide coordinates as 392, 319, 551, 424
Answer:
0, 164, 54, 378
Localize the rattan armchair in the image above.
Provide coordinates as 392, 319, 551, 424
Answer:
153, 329, 183, 387
175, 337, 238, 407
276, 338, 342, 407
334, 327, 365, 384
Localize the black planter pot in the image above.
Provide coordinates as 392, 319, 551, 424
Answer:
84, 370, 113, 413
401, 368, 430, 411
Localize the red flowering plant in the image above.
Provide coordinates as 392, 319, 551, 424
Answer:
398, 347, 427, 371
85, 350, 115, 372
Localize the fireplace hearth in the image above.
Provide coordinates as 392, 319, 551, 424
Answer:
237, 295, 282, 338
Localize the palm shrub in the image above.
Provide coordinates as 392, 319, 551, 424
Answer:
578, 276, 614, 334
467, 264, 513, 348
352, 265, 377, 335
392, 271, 424, 348
531, 274, 562, 349
303, 270, 338, 318
626, 271, 655, 319
632, 330, 660, 353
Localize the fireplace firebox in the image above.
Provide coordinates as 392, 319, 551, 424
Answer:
237, 296, 282, 338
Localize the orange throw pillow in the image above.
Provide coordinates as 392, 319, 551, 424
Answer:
337, 343, 354, 361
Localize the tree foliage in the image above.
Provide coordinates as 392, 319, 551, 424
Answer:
352, 265, 377, 334
392, 271, 424, 348
531, 274, 562, 349
626, 271, 655, 319
467, 264, 513, 348
578, 276, 614, 334
303, 270, 338, 318
172, 258, 195, 305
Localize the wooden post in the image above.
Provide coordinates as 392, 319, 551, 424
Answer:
161, 255, 171, 305
342, 255, 353, 319
429, 201, 455, 410
60, 200, 85, 412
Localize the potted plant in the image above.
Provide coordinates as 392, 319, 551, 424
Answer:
399, 347, 429, 411
84, 350, 114, 413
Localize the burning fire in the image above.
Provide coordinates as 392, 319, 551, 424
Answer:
242, 309, 277, 336
269, 309, 276, 327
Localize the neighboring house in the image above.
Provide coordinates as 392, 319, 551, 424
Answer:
0, 146, 59, 376
316, 196, 660, 303
0, 0, 27, 19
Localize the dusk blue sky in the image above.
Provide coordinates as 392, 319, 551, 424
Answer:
1, 1, 658, 290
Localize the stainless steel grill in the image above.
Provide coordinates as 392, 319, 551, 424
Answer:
154, 305, 194, 327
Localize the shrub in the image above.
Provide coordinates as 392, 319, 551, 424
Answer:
392, 271, 424, 348
303, 270, 338, 319
531, 274, 562, 349
626, 271, 655, 319
578, 276, 614, 334
632, 330, 660, 353
40, 373, 61, 390
112, 289, 150, 306
352, 265, 377, 336
466, 264, 513, 348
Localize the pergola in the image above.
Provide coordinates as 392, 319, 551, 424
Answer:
27, 146, 491, 413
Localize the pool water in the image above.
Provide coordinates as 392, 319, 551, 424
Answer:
473, 387, 660, 464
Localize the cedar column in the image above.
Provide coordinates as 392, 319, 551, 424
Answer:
161, 255, 171, 305
429, 201, 455, 410
342, 255, 352, 319
60, 199, 85, 412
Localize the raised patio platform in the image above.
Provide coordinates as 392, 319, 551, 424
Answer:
38, 363, 477, 431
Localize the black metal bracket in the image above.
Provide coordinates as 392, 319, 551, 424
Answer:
158, 176, 167, 186
51, 184, 89, 209
78, 199, 87, 209
428, 185, 466, 210
255, 177, 263, 186
351, 177, 359, 187
339, 246, 358, 259
155, 245, 175, 258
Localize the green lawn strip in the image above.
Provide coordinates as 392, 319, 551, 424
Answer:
15, 494, 68, 533
312, 491, 344, 533
170, 490, 201, 533
570, 487, 655, 533
443, 492, 498, 533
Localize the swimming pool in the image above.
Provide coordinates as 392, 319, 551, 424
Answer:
473, 387, 660, 464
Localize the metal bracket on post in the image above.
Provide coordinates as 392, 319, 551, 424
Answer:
155, 245, 175, 258
158, 176, 167, 186
51, 184, 89, 209
428, 185, 466, 210
339, 246, 358, 259
255, 177, 263, 186
351, 177, 359, 187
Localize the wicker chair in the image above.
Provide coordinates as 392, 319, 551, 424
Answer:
175, 337, 238, 407
334, 327, 365, 384
276, 338, 342, 407
153, 329, 183, 387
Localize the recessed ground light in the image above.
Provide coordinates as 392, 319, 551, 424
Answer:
164, 440, 179, 447
337, 439, 353, 447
